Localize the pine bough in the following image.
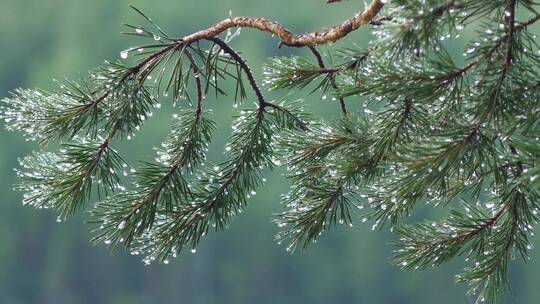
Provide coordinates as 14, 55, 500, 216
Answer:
2, 1, 540, 302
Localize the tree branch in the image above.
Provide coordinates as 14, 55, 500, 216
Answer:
307, 46, 348, 116
181, 0, 384, 47
207, 37, 266, 106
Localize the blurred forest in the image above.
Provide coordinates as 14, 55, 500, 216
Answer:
0, 1, 539, 303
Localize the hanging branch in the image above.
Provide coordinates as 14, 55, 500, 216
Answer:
91, 52, 215, 249
3, 1, 540, 303
16, 137, 126, 220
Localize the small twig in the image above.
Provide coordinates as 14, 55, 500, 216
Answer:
308, 46, 348, 116
207, 37, 266, 106
184, 50, 204, 116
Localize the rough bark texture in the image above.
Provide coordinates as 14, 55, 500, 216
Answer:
181, 0, 384, 46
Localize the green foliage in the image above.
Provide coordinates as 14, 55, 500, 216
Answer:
90, 107, 215, 250
16, 140, 126, 219
275, 117, 377, 250
1, 1, 540, 303
1, 83, 102, 144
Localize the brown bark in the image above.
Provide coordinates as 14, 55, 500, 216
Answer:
180, 0, 384, 46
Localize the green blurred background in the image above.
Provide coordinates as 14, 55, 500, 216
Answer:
0, 1, 539, 303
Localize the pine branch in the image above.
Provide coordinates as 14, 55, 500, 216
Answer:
90, 107, 215, 249
3, 2, 540, 302
308, 46, 348, 116
16, 138, 125, 220
90, 61, 214, 249
207, 38, 266, 105
179, 0, 385, 47
132, 103, 307, 263
276, 117, 377, 250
